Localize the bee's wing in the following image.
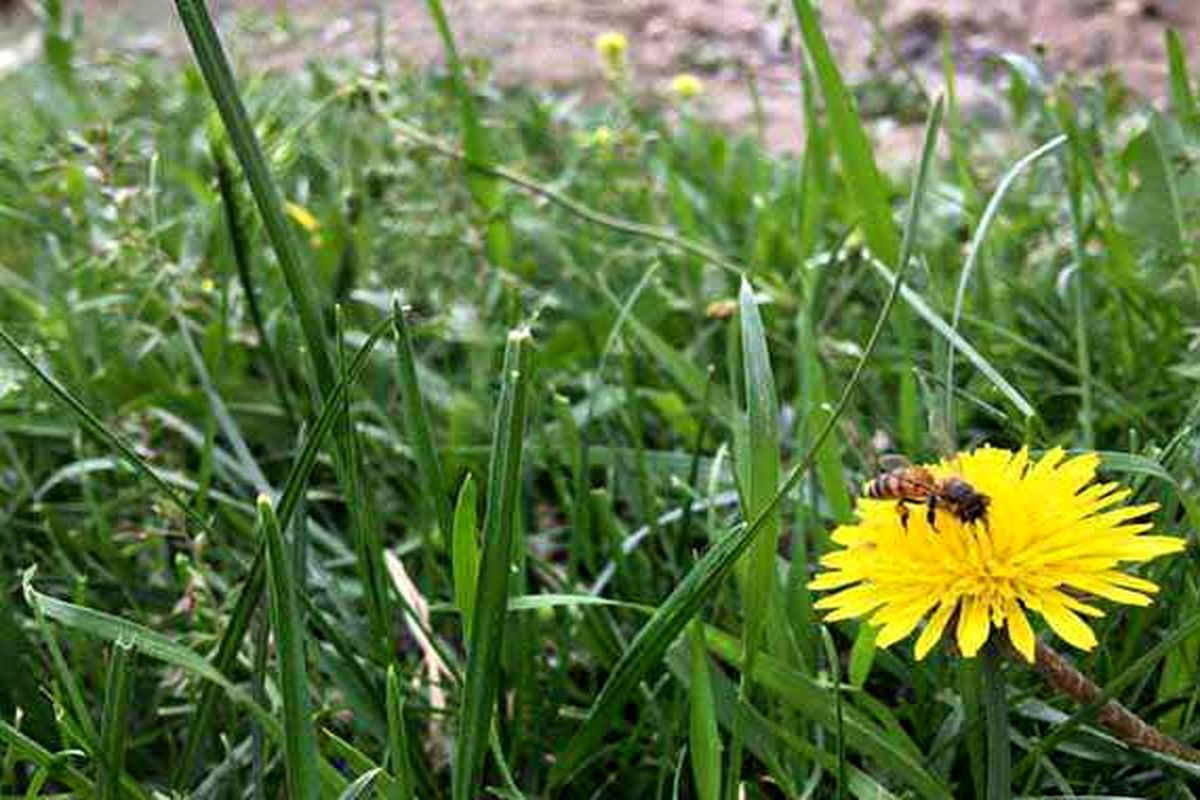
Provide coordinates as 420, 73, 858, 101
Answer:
878, 453, 912, 473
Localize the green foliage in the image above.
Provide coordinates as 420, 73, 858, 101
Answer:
0, 8, 1198, 799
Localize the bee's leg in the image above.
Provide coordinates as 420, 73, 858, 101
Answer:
926, 496, 939, 531
896, 501, 910, 530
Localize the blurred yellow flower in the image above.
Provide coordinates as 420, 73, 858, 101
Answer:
671, 73, 704, 100
590, 125, 614, 148
594, 31, 628, 78
810, 447, 1186, 662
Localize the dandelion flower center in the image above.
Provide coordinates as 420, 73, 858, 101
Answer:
810, 446, 1186, 662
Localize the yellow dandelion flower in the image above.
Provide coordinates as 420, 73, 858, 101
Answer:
594, 31, 628, 79
670, 73, 704, 100
810, 446, 1186, 663
594, 31, 628, 62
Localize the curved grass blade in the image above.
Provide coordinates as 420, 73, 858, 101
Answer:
944, 135, 1066, 441
176, 0, 395, 671
789, 0, 898, 263
549, 98, 945, 790
1166, 30, 1197, 117
453, 328, 534, 800
259, 496, 320, 800
339, 768, 384, 800
23, 572, 349, 795
0, 720, 94, 795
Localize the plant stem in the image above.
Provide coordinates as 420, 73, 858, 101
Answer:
1029, 639, 1200, 763
981, 643, 1011, 800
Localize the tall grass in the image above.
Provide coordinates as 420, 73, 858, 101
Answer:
0, 4, 1197, 799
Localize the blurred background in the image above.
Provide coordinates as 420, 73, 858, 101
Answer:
2, 1, 1197, 152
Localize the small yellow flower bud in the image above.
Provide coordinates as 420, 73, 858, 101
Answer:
670, 73, 704, 100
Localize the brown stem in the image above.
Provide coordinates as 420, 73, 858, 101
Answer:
1027, 639, 1200, 763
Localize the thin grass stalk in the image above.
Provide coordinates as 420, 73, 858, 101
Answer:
688, 621, 721, 800
820, 626, 846, 800
385, 666, 415, 800
97, 638, 134, 800
943, 134, 1065, 444
725, 277, 781, 800
211, 138, 298, 428
393, 298, 452, 543
259, 495, 320, 800
453, 328, 534, 800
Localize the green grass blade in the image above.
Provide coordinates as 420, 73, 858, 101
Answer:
24, 569, 242, 703
338, 767, 384, 800
1166, 30, 1197, 117
549, 97, 944, 790
944, 135, 1065, 442
821, 626, 846, 800
385, 666, 414, 800
97, 638, 134, 800
173, 0, 334, 390
453, 328, 534, 800
393, 298, 452, 538
452, 474, 481, 640
981, 646, 1010, 800
725, 276, 780, 799
789, 0, 898, 263
790, 0, 924, 448
259, 495, 320, 800
335, 306, 394, 660
0, 720, 94, 796
688, 622, 721, 800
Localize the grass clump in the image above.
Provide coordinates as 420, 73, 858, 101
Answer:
1, 4, 1198, 798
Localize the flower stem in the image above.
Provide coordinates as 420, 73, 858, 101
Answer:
981, 643, 1011, 800
1029, 639, 1200, 763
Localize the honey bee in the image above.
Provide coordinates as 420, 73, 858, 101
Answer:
865, 457, 990, 530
